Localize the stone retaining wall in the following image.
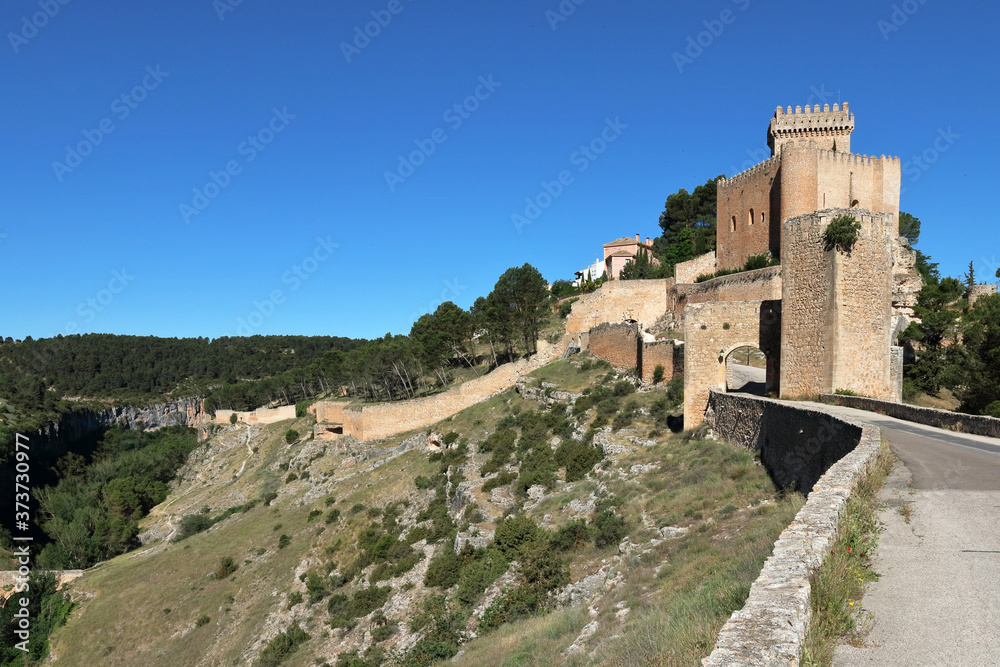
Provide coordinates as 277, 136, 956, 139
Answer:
818, 393, 1000, 438
214, 404, 296, 426
703, 391, 883, 664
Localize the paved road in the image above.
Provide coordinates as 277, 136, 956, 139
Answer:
728, 363, 766, 395
799, 403, 1000, 666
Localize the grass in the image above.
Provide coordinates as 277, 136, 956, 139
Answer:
801, 440, 895, 666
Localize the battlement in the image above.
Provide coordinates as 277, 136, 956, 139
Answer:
719, 154, 781, 189
769, 103, 854, 155
801, 144, 901, 166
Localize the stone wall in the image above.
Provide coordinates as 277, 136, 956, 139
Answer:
892, 236, 922, 318
779, 144, 901, 228
716, 157, 781, 270
214, 404, 297, 426
780, 209, 894, 399
674, 251, 718, 284
676, 266, 783, 306
565, 279, 671, 335
703, 390, 883, 664
969, 284, 998, 308
683, 300, 781, 428
588, 322, 639, 370
818, 393, 1000, 438
889, 346, 903, 403
640, 340, 683, 383
310, 338, 564, 442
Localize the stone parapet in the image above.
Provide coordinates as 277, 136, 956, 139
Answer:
702, 391, 883, 665
818, 394, 1000, 438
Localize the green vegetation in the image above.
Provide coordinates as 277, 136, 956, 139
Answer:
695, 251, 779, 283
284, 428, 299, 444
803, 442, 894, 665
257, 623, 309, 667
823, 214, 861, 254
36, 426, 199, 569
0, 572, 74, 666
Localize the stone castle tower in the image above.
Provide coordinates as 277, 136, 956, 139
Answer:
715, 103, 901, 273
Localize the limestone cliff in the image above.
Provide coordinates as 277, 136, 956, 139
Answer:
892, 235, 923, 319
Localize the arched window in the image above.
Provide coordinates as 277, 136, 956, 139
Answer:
760, 212, 766, 225
731, 216, 736, 232
851, 199, 860, 208
748, 208, 755, 225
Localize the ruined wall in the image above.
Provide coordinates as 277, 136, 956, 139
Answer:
716, 157, 781, 270
892, 236, 922, 318
674, 251, 718, 284
640, 340, 683, 383
588, 322, 639, 370
780, 209, 893, 399
214, 404, 297, 426
969, 284, 998, 308
779, 144, 901, 226
683, 300, 780, 428
565, 279, 671, 335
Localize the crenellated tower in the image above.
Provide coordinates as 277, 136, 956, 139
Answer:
768, 103, 854, 156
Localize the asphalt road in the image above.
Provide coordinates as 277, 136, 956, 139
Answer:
798, 403, 1000, 666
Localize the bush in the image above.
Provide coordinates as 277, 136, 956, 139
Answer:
196, 614, 210, 627
229, 412, 237, 424
653, 364, 665, 385
550, 520, 591, 551
985, 401, 1000, 419
612, 380, 635, 397
592, 510, 627, 548
824, 214, 861, 253
414, 476, 435, 490
554, 440, 603, 482
287, 591, 303, 609
481, 471, 517, 493
258, 623, 310, 667
174, 513, 213, 541
278, 534, 291, 549
214, 556, 239, 579
494, 515, 541, 558
443, 431, 460, 446
424, 550, 462, 589
285, 429, 299, 444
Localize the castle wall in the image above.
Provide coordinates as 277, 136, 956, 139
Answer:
214, 404, 297, 425
565, 279, 672, 335
677, 266, 783, 306
969, 284, 998, 308
683, 300, 780, 428
780, 209, 894, 399
674, 251, 717, 284
310, 338, 563, 442
716, 156, 781, 270
588, 322, 639, 370
641, 340, 683, 383
780, 144, 901, 225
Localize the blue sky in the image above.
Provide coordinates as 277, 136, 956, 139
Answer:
3, 0, 998, 341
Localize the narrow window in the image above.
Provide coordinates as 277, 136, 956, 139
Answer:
748, 208, 755, 225
731, 216, 736, 232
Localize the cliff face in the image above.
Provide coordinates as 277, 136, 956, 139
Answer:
33, 397, 208, 452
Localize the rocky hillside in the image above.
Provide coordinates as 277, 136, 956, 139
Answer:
46, 357, 802, 667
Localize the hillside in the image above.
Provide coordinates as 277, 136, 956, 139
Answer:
43, 356, 802, 666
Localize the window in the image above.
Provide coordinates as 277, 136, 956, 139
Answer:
731, 216, 736, 232
749, 208, 755, 225
760, 212, 766, 224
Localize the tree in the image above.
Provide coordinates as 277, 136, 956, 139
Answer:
656, 176, 722, 246
618, 248, 665, 280
486, 264, 549, 357
958, 293, 1000, 415
899, 275, 966, 394
964, 260, 976, 294
898, 211, 921, 245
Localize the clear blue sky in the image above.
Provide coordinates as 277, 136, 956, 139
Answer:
3, 0, 998, 341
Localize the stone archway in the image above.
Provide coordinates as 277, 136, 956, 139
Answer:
683, 300, 781, 428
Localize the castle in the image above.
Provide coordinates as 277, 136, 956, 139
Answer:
565, 103, 918, 428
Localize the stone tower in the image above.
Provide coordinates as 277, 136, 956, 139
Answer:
768, 103, 855, 156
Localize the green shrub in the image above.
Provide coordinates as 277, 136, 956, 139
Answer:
592, 510, 627, 548
287, 591, 303, 609
612, 380, 635, 397
229, 412, 238, 424
554, 440, 603, 482
824, 214, 861, 253
481, 471, 517, 493
306, 571, 329, 603
325, 508, 341, 524
258, 623, 310, 667
195, 614, 210, 627
424, 550, 462, 589
371, 624, 392, 642
278, 534, 291, 549
443, 431, 460, 446
284, 429, 299, 444
350, 503, 365, 514
414, 476, 434, 490
174, 513, 213, 541
214, 556, 239, 580
550, 520, 591, 551
494, 515, 541, 558
653, 364, 665, 385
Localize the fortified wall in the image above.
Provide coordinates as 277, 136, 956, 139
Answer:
673, 251, 718, 284
969, 283, 998, 308
564, 279, 671, 335
310, 338, 564, 442
214, 404, 297, 426
587, 322, 683, 382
